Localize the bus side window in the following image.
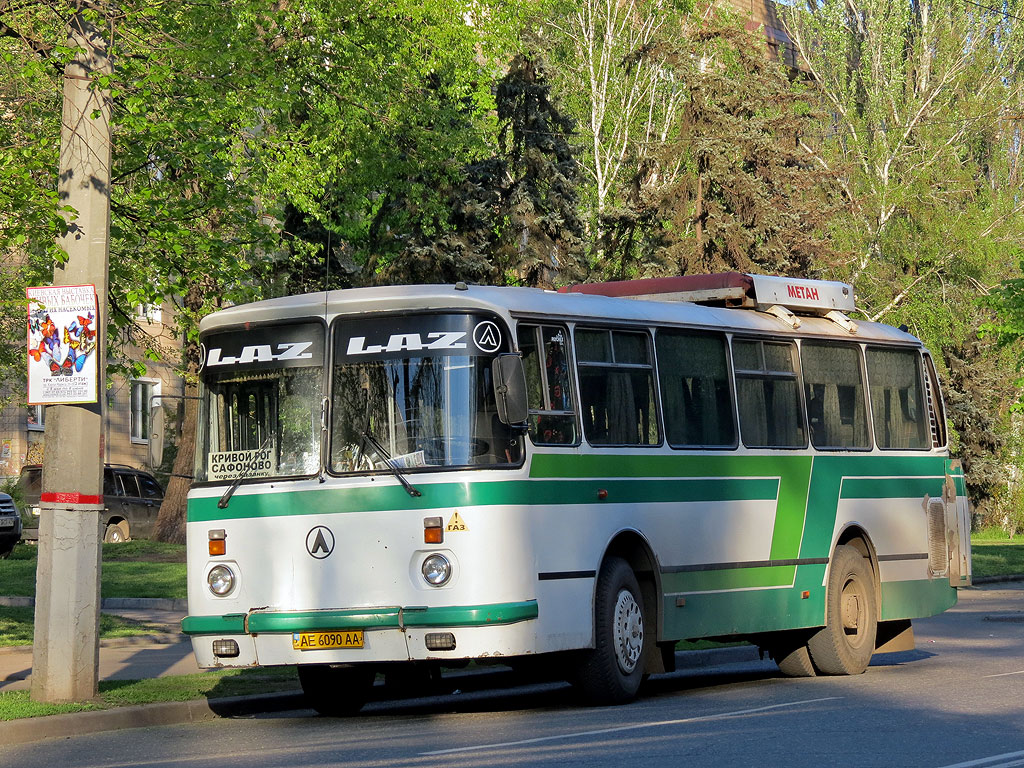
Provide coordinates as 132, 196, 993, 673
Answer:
575, 328, 660, 446
733, 339, 806, 448
519, 324, 578, 445
801, 341, 870, 450
866, 347, 929, 450
655, 329, 735, 447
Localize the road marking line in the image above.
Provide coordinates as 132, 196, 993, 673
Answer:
938, 751, 1024, 768
982, 670, 1024, 678
420, 696, 842, 756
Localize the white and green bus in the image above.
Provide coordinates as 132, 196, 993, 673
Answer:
181, 273, 971, 712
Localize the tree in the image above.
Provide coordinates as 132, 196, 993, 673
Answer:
781, 0, 1024, 516
648, 10, 845, 278
534, 0, 691, 272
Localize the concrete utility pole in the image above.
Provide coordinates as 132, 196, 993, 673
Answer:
31, 12, 111, 704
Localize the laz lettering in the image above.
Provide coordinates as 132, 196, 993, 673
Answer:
207, 341, 314, 367
347, 331, 467, 355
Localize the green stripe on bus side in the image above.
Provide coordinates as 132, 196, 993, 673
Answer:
879, 579, 957, 621
181, 600, 539, 636
187, 476, 780, 523
662, 583, 827, 639
797, 455, 948, 565
661, 565, 796, 593
840, 477, 945, 500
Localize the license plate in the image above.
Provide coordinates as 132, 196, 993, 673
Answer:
0, 518, 14, 528
292, 630, 364, 650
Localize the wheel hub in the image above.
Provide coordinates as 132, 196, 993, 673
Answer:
840, 577, 865, 638
612, 589, 643, 674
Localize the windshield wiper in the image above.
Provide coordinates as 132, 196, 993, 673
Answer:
360, 429, 421, 498
218, 435, 273, 509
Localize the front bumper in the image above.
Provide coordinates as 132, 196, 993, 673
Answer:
183, 599, 539, 667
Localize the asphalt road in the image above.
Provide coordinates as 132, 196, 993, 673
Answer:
2, 582, 1022, 768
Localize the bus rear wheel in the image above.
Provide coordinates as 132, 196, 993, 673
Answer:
807, 544, 877, 675
572, 556, 647, 705
298, 663, 375, 716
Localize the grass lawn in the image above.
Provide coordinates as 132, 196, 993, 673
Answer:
970, 527, 1024, 579
0, 541, 186, 599
0, 606, 170, 647
0, 667, 300, 721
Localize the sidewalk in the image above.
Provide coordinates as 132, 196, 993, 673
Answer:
0, 604, 195, 694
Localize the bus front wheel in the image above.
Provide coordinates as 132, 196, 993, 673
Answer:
807, 544, 877, 675
298, 663, 375, 716
572, 556, 647, 705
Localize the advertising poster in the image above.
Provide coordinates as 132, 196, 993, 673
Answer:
27, 285, 99, 405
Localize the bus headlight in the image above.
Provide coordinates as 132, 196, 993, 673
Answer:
208, 565, 236, 596
421, 554, 452, 587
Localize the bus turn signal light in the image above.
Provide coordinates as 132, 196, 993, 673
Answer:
424, 517, 443, 544
209, 529, 226, 556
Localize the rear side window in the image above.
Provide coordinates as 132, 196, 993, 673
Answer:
866, 347, 929, 449
519, 324, 578, 445
576, 328, 660, 446
138, 474, 164, 500
118, 473, 141, 498
656, 330, 735, 447
733, 339, 806, 448
801, 342, 870, 450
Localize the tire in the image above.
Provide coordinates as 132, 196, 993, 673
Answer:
571, 556, 648, 705
0, 546, 12, 560
103, 521, 130, 543
769, 642, 817, 677
298, 664, 375, 716
807, 544, 878, 675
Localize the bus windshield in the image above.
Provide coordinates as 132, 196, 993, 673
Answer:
195, 322, 325, 483
330, 314, 521, 473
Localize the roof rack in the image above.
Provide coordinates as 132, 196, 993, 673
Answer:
558, 272, 859, 333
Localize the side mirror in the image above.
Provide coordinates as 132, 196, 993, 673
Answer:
492, 354, 528, 426
148, 397, 165, 470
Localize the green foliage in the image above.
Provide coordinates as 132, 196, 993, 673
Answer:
0, 606, 169, 647
1, 543, 185, 598
780, 0, 1024, 511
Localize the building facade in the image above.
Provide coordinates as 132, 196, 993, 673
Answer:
0, 301, 184, 482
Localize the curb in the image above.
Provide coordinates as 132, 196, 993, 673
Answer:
0, 597, 188, 611
0, 691, 306, 747
969, 575, 1024, 585
0, 646, 761, 746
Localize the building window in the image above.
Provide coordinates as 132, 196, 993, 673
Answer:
26, 405, 45, 431
135, 304, 162, 324
131, 380, 158, 442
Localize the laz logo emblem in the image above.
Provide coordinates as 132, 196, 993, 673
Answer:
346, 332, 467, 355
205, 341, 314, 367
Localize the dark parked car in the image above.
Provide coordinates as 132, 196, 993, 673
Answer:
18, 464, 165, 543
0, 492, 22, 558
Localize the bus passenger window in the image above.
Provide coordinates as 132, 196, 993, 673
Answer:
866, 347, 929, 449
733, 339, 806, 448
655, 330, 735, 447
576, 328, 660, 446
801, 342, 869, 450
519, 324, 577, 445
